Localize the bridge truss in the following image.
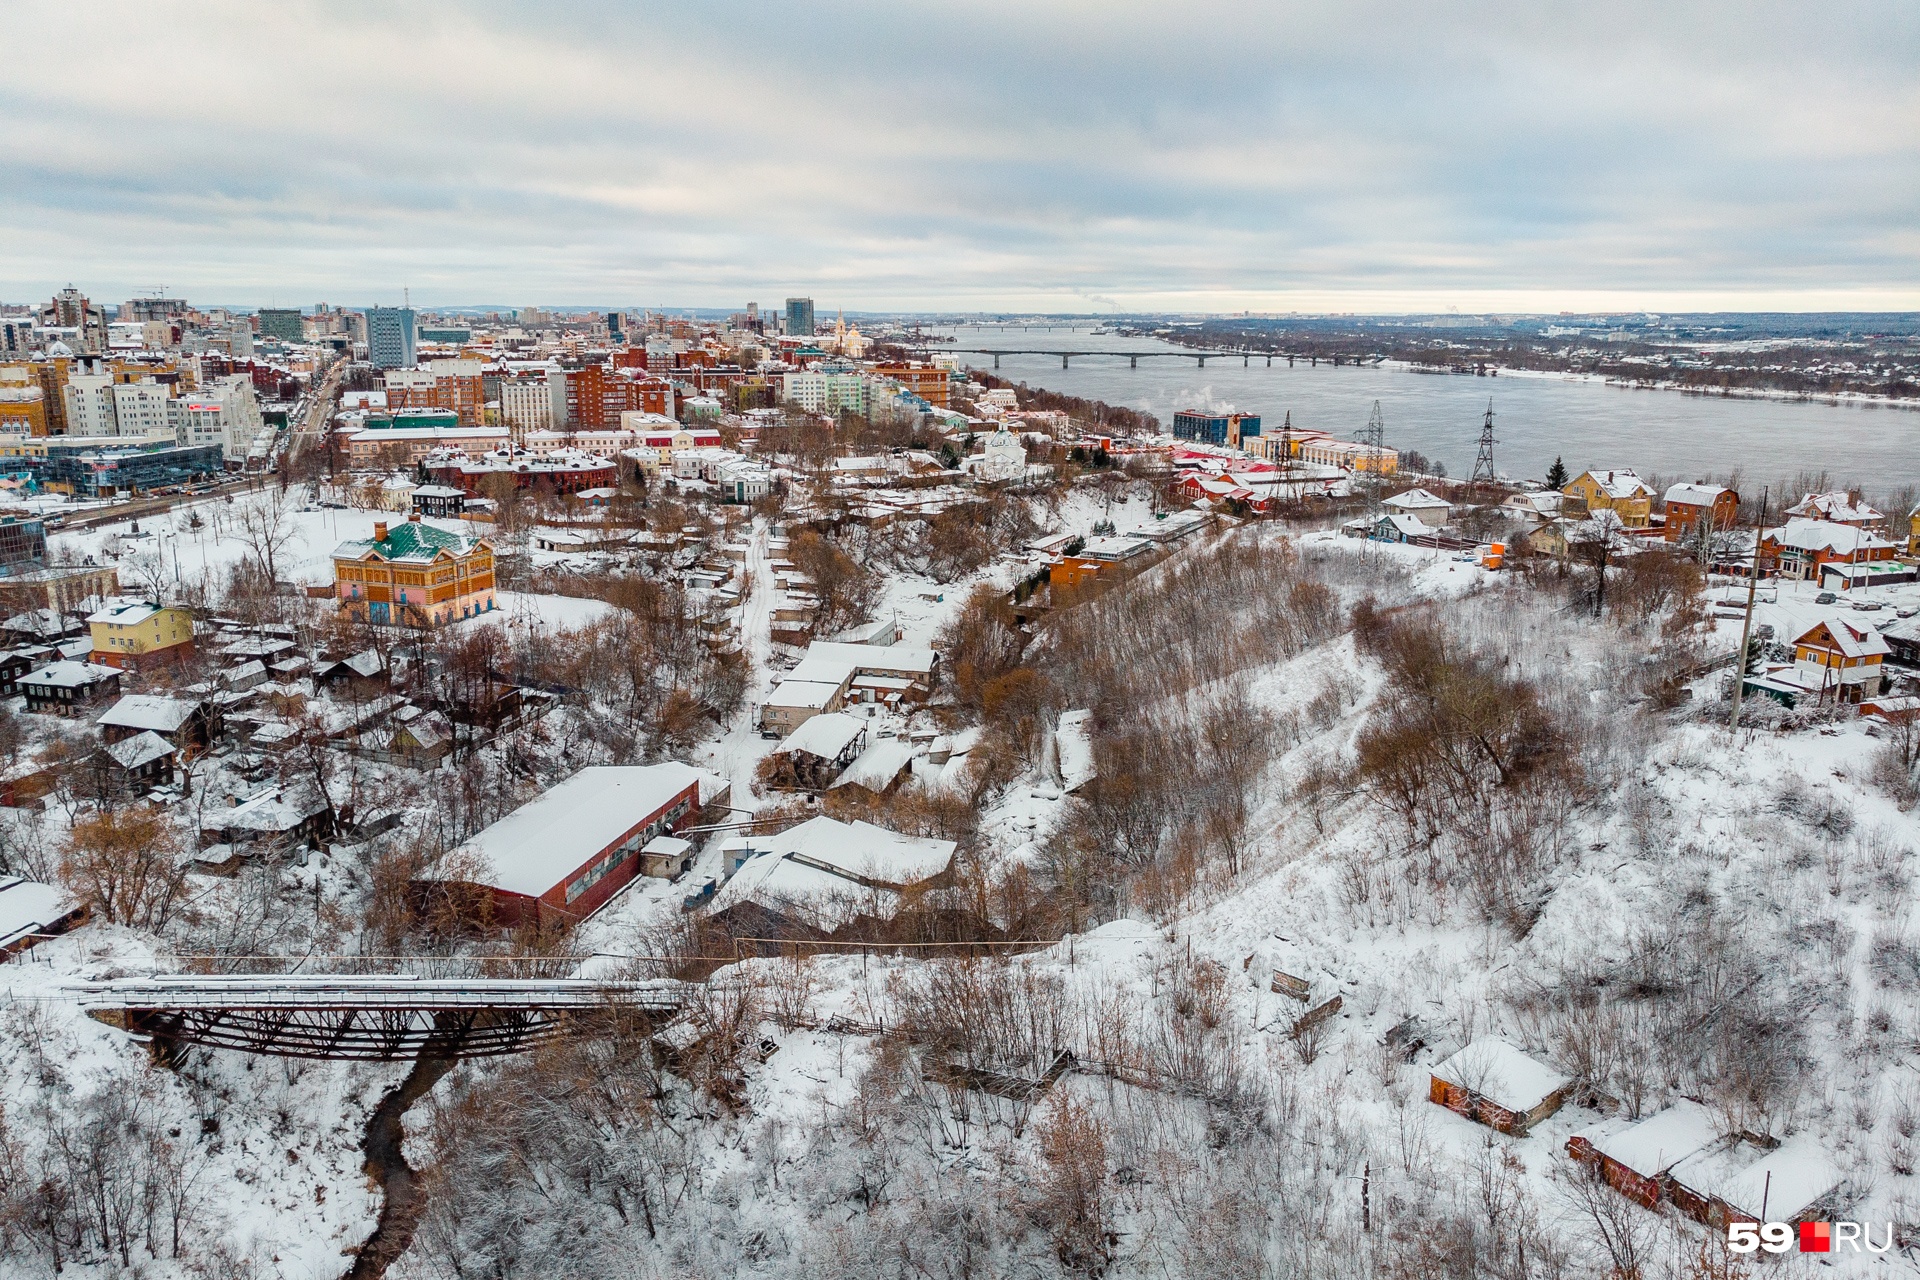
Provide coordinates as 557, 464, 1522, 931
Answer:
70, 975, 688, 1062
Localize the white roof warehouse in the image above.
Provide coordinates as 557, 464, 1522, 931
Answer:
417, 764, 728, 927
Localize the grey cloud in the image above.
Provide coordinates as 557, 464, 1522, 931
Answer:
0, 0, 1914, 309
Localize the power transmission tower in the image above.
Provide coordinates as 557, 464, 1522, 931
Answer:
1471, 399, 1497, 485
1360, 400, 1386, 515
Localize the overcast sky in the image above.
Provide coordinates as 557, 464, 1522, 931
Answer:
3, 1, 1915, 313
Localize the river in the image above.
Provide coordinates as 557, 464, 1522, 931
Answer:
936, 324, 1920, 495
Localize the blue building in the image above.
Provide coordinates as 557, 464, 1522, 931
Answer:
40, 442, 224, 497
1172, 409, 1261, 448
366, 307, 417, 370
785, 297, 815, 337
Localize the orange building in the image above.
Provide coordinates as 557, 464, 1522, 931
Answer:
867, 363, 952, 409
332, 514, 497, 628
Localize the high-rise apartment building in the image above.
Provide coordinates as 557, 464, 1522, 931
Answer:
167, 375, 264, 460
257, 309, 304, 342
383, 360, 486, 426
365, 307, 417, 370
38, 287, 107, 354
785, 298, 815, 338
110, 382, 173, 437
63, 374, 119, 435
499, 376, 554, 437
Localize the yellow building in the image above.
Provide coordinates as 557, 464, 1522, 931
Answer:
1907, 502, 1920, 557
88, 598, 196, 670
0, 386, 47, 435
1563, 469, 1654, 528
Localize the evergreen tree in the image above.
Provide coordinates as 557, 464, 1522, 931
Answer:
1546, 456, 1569, 489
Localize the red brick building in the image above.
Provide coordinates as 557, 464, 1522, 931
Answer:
415, 764, 727, 926
1662, 483, 1739, 541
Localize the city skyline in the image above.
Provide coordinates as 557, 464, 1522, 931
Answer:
2, 1, 1916, 313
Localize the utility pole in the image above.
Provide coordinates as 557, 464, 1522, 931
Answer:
1729, 486, 1769, 731
1470, 399, 1497, 485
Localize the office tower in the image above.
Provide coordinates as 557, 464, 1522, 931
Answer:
785, 297, 815, 338
366, 307, 417, 369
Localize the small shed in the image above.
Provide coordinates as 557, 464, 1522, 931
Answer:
1567, 1101, 1721, 1208
1429, 1038, 1570, 1135
765, 711, 867, 790
640, 835, 696, 879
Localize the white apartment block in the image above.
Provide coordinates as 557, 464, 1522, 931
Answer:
499, 376, 553, 436
111, 382, 173, 437
781, 370, 870, 416
168, 374, 264, 460
63, 374, 119, 435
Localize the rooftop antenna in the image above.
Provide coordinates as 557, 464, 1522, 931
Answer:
1471, 398, 1497, 484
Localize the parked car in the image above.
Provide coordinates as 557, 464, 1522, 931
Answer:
1816, 592, 1838, 604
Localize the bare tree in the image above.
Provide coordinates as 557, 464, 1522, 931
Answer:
234, 485, 298, 587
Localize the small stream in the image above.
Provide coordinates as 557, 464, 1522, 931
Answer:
347, 1053, 458, 1280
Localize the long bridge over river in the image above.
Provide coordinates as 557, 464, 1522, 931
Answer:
912, 346, 1385, 370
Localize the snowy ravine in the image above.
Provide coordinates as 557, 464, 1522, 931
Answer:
5, 527, 1920, 1278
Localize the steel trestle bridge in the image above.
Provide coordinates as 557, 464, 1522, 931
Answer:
68, 975, 688, 1062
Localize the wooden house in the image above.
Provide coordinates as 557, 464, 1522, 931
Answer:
20, 661, 120, 716
0, 876, 89, 957
1563, 470, 1655, 528
1428, 1038, 1570, 1135
1791, 617, 1889, 704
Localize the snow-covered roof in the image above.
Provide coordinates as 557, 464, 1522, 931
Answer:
829, 739, 917, 792
641, 835, 693, 859
775, 711, 866, 760
105, 730, 175, 771
1794, 615, 1890, 660
87, 598, 168, 627
1056, 708, 1096, 793
1664, 483, 1731, 507
20, 660, 117, 689
711, 816, 955, 926
1384, 487, 1449, 511
1378, 512, 1436, 537
806, 640, 938, 677
1671, 1137, 1841, 1221
764, 679, 843, 712
452, 763, 725, 898
1430, 1038, 1569, 1112
1787, 491, 1881, 524
1575, 1101, 1720, 1176
212, 781, 328, 835
1767, 517, 1896, 556
785, 655, 858, 686
0, 875, 77, 950
97, 694, 197, 734
1577, 469, 1654, 500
